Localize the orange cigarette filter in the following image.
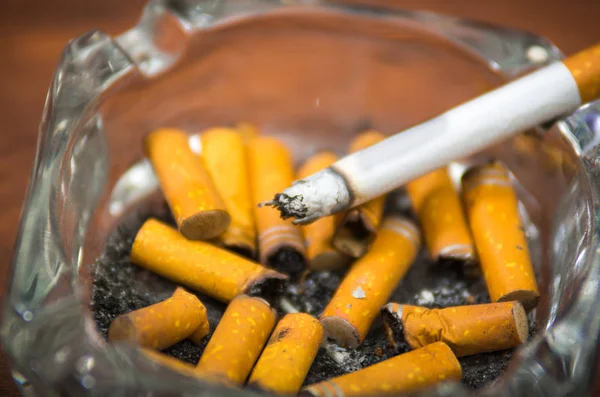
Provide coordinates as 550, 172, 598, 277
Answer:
108, 287, 209, 350
196, 295, 276, 384
321, 216, 421, 348
248, 313, 324, 394
406, 167, 478, 274
381, 301, 528, 357
145, 128, 230, 240
201, 127, 257, 258
131, 219, 287, 303
249, 136, 307, 277
462, 162, 539, 311
236, 122, 261, 143
297, 151, 350, 271
563, 43, 600, 103
333, 130, 387, 258
302, 341, 462, 397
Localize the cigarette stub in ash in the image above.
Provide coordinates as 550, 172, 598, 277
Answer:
248, 313, 324, 394
462, 162, 539, 311
297, 152, 350, 271
301, 341, 461, 397
130, 219, 288, 303
196, 295, 276, 384
201, 127, 257, 258
381, 301, 528, 357
406, 167, 478, 276
332, 130, 387, 258
108, 287, 209, 350
249, 136, 307, 277
145, 128, 230, 240
320, 216, 421, 348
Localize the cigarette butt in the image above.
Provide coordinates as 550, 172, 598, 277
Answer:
406, 167, 478, 275
321, 216, 421, 347
201, 127, 257, 258
108, 287, 209, 350
145, 128, 230, 240
381, 301, 528, 357
563, 43, 600, 103
236, 122, 261, 143
333, 130, 387, 258
301, 341, 462, 396
297, 152, 350, 271
196, 295, 276, 384
462, 162, 539, 311
247, 313, 324, 394
249, 136, 307, 277
131, 219, 288, 303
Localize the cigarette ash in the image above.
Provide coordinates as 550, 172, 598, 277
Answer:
92, 193, 538, 392
267, 247, 306, 279
90, 205, 226, 365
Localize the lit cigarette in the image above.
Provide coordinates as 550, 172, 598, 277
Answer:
267, 43, 600, 225
247, 313, 324, 394
196, 295, 276, 384
406, 167, 477, 275
297, 151, 350, 271
381, 301, 528, 357
320, 216, 421, 348
145, 128, 230, 240
249, 136, 307, 277
201, 127, 257, 258
461, 162, 539, 311
332, 131, 387, 258
131, 219, 288, 303
301, 341, 461, 397
108, 287, 210, 350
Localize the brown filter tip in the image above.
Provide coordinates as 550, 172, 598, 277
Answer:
321, 316, 361, 348
180, 209, 231, 240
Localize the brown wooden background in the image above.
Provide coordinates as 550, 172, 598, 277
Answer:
1, 0, 599, 395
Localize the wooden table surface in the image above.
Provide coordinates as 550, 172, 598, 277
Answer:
1, 0, 599, 395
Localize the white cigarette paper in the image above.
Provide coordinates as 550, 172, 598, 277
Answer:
267, 60, 590, 225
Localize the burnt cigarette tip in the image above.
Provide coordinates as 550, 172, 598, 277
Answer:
246, 271, 289, 305
258, 200, 275, 208
263, 193, 309, 221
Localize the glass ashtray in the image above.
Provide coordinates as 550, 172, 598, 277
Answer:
3, 1, 600, 396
